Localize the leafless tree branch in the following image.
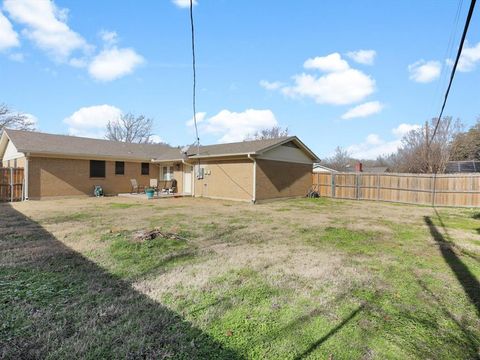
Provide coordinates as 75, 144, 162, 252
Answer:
105, 113, 154, 143
245, 126, 289, 141
0, 104, 35, 133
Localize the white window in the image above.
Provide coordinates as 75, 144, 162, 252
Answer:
162, 166, 173, 180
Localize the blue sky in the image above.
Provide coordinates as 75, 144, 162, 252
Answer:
0, 0, 479, 159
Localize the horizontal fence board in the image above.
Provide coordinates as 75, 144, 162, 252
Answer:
312, 172, 480, 207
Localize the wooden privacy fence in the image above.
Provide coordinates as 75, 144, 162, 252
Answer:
0, 168, 24, 202
312, 172, 480, 207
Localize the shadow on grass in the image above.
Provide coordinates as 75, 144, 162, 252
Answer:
416, 278, 480, 357
293, 304, 365, 360
0, 204, 242, 359
424, 214, 480, 317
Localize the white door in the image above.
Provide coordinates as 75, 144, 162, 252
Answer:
183, 166, 192, 194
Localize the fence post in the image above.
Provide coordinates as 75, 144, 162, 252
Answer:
10, 167, 13, 202
331, 174, 336, 198
431, 173, 437, 207
21, 177, 25, 201
377, 174, 380, 200
317, 173, 320, 194
356, 173, 360, 200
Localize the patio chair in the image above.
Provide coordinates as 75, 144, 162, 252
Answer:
161, 179, 177, 194
130, 179, 145, 194
161, 180, 172, 194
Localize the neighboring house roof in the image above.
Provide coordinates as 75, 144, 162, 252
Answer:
313, 164, 338, 173
187, 136, 319, 161
361, 166, 389, 173
1, 129, 181, 161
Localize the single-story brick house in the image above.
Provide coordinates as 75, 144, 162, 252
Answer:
0, 129, 319, 202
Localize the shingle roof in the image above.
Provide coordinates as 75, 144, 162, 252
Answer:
3, 130, 319, 162
4, 129, 182, 161
187, 136, 317, 160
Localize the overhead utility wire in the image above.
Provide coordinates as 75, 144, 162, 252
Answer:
430, 0, 463, 115
189, 0, 200, 155
430, 0, 476, 143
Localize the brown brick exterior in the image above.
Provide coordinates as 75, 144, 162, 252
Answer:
19, 156, 312, 201
194, 159, 253, 202
255, 159, 312, 201
27, 157, 161, 199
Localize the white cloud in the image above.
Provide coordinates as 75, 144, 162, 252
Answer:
3, 1, 143, 81
100, 30, 118, 46
348, 136, 400, 159
347, 123, 420, 159
149, 135, 164, 144
304, 53, 350, 72
24, 113, 38, 126
186, 109, 278, 143
455, 42, 480, 72
0, 11, 19, 51
64, 104, 122, 138
341, 101, 383, 119
282, 69, 375, 105
186, 112, 206, 127
259, 80, 283, 90
172, 0, 198, 8
264, 53, 376, 105
408, 60, 441, 83
8, 52, 24, 62
392, 123, 421, 138
4, 0, 90, 61
346, 50, 376, 65
88, 47, 144, 81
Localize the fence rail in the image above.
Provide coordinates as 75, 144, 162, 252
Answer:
312, 172, 480, 207
0, 168, 24, 202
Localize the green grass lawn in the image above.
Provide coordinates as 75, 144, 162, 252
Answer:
1, 197, 479, 359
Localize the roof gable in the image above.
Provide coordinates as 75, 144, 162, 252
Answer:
188, 136, 319, 161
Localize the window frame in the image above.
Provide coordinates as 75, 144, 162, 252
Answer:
90, 160, 106, 178
115, 161, 125, 175
162, 166, 173, 181
141, 162, 150, 176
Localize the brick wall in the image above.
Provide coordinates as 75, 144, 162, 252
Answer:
255, 159, 312, 201
194, 159, 253, 201
28, 157, 159, 199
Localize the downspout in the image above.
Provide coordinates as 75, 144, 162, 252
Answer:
247, 153, 256, 204
24, 154, 29, 201
182, 159, 195, 197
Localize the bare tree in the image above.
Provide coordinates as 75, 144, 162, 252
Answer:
0, 104, 35, 133
322, 146, 352, 171
106, 113, 154, 143
389, 117, 462, 173
450, 117, 480, 160
246, 126, 289, 140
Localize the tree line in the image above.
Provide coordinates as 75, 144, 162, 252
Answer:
2, 102, 478, 174
322, 116, 480, 173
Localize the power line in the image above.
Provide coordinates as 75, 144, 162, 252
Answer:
430, 0, 463, 115
430, 0, 476, 143
189, 0, 200, 154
